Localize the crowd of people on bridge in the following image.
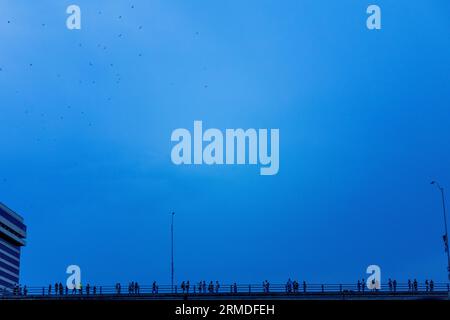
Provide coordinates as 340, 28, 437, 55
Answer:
285, 278, 308, 293
45, 282, 103, 295
2, 278, 446, 297
179, 280, 221, 293
355, 278, 436, 293
406, 279, 435, 292
11, 284, 28, 296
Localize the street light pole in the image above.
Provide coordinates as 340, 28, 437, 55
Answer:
171, 212, 175, 293
431, 181, 450, 281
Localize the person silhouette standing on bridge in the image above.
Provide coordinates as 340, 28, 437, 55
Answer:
393, 280, 397, 292
115, 282, 121, 295
425, 280, 429, 292
408, 279, 412, 291
361, 279, 365, 293
186, 281, 190, 294
215, 281, 220, 293
286, 278, 292, 293
303, 281, 307, 293
264, 280, 270, 293
388, 279, 392, 292
357, 280, 361, 292
413, 279, 418, 292
233, 282, 237, 293
181, 281, 186, 293
371, 278, 377, 292
208, 281, 214, 293
294, 280, 299, 293
430, 280, 434, 292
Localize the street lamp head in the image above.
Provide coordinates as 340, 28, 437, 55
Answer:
431, 181, 444, 190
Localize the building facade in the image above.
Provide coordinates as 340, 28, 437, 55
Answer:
0, 202, 26, 290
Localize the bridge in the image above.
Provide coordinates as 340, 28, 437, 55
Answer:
1, 282, 449, 300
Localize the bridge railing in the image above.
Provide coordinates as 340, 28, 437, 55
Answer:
2, 282, 450, 297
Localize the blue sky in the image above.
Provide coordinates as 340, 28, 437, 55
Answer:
1, 0, 450, 286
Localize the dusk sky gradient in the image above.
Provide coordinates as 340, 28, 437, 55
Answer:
1, 0, 450, 286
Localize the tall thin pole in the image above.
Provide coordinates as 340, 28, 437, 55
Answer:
432, 181, 450, 281
439, 187, 450, 281
171, 212, 175, 292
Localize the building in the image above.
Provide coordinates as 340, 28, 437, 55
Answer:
0, 202, 26, 290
